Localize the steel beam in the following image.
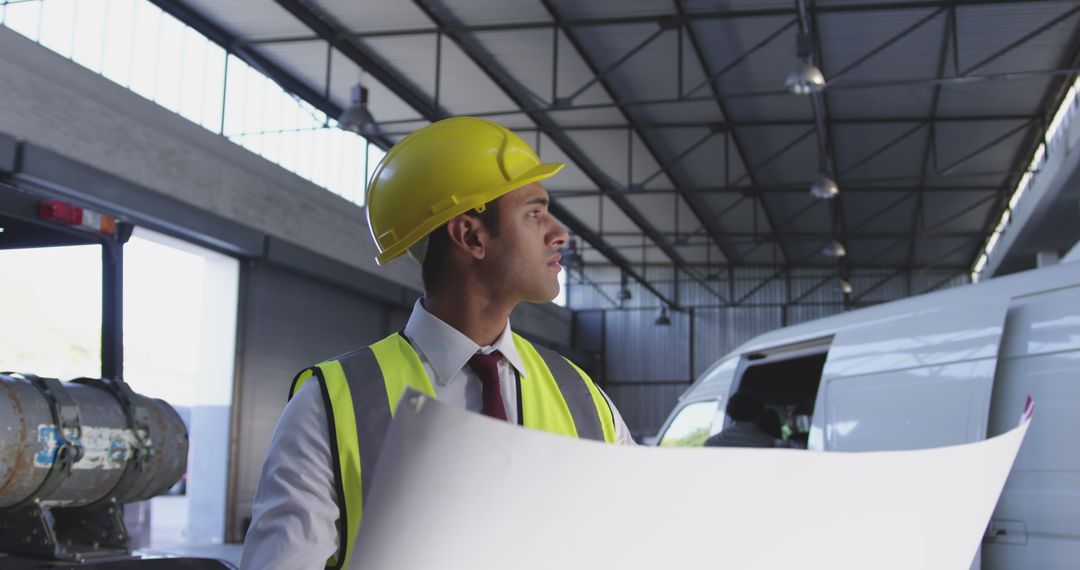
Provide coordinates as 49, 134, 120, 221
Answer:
962, 3, 1080, 76
360, 67, 1077, 125
803, 0, 853, 305
829, 7, 947, 84
934, 120, 1035, 175
551, 184, 998, 197
412, 0, 718, 306
539, 0, 742, 278
906, 4, 953, 275
273, 0, 441, 124
146, 0, 369, 142
970, 30, 1080, 274
837, 122, 928, 178
584, 230, 985, 239
242, 0, 1067, 44
263, 0, 679, 306
676, 0, 792, 264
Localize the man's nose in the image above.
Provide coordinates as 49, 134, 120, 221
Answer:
548, 218, 569, 249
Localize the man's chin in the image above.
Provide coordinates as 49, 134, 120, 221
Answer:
522, 285, 560, 305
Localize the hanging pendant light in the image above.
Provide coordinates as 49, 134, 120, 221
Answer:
786, 61, 827, 94
655, 305, 671, 326
617, 271, 632, 301
823, 240, 847, 258
810, 173, 840, 199
338, 82, 378, 136
785, 32, 826, 95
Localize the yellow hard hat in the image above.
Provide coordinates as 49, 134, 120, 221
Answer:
366, 117, 564, 265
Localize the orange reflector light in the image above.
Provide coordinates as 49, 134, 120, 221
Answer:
38, 199, 117, 236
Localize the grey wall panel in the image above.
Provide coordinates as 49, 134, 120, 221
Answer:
850, 269, 909, 303
784, 304, 843, 327
789, 269, 844, 305
605, 383, 689, 439
574, 311, 604, 353
604, 309, 691, 383
229, 261, 390, 541
913, 272, 968, 294
692, 307, 783, 378
510, 302, 573, 350
732, 267, 789, 306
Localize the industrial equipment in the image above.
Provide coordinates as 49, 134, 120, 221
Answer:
0, 372, 187, 563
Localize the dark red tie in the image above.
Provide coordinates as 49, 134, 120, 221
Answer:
467, 351, 507, 421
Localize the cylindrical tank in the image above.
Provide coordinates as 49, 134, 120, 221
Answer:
0, 374, 188, 508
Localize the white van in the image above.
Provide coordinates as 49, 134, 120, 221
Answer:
653, 260, 1080, 569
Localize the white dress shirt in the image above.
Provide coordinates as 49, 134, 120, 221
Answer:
240, 300, 634, 570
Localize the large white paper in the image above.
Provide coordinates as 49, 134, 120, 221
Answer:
353, 393, 1031, 570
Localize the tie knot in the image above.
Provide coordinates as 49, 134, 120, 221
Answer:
467, 350, 503, 383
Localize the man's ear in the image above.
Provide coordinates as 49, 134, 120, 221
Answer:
445, 213, 488, 260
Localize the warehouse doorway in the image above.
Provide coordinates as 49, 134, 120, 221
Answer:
123, 227, 239, 553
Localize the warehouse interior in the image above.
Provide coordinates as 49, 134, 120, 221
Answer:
1, 0, 1079, 568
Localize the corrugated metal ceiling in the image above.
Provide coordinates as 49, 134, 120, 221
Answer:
165, 0, 1080, 300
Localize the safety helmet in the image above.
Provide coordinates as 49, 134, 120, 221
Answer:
365, 117, 564, 265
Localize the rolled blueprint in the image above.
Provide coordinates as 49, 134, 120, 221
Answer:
354, 393, 1033, 570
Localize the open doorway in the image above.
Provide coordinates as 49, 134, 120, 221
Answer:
123, 227, 239, 556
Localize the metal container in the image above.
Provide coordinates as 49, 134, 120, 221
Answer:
0, 374, 188, 508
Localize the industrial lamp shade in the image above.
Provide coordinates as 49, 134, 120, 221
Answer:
655, 306, 671, 326
338, 83, 378, 135
823, 240, 847, 258
785, 60, 827, 95
839, 279, 853, 294
810, 174, 840, 199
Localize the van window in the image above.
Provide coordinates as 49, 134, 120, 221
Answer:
659, 400, 719, 447
732, 351, 827, 448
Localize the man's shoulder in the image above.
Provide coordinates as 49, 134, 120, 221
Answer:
308, 332, 406, 369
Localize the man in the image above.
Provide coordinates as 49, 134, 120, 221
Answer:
704, 392, 777, 448
240, 117, 634, 570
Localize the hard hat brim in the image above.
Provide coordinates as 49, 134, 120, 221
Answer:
375, 161, 565, 266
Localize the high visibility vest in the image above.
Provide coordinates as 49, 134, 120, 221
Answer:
289, 331, 616, 569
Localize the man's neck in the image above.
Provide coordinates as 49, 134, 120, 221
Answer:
422, 286, 516, 347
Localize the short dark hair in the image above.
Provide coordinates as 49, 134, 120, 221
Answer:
421, 199, 501, 292
726, 391, 764, 422
757, 407, 782, 438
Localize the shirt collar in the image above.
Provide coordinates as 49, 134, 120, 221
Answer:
402, 299, 528, 386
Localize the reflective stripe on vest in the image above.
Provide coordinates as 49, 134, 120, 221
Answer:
288, 332, 614, 569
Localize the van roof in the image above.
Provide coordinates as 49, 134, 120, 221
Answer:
729, 261, 1080, 358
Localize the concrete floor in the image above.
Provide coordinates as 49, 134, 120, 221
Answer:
142, 495, 243, 567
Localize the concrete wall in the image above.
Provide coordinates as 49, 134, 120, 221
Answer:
0, 25, 420, 290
